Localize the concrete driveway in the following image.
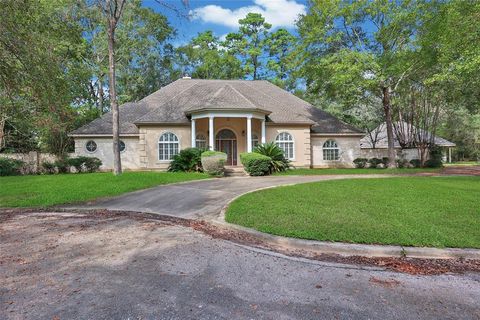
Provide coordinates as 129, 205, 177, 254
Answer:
65, 174, 388, 219
2, 211, 479, 320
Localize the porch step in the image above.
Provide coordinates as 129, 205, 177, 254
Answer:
224, 166, 247, 177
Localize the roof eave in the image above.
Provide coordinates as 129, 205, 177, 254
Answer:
184, 107, 272, 116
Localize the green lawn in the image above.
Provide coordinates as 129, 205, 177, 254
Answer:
275, 168, 440, 175
226, 176, 480, 248
0, 171, 208, 208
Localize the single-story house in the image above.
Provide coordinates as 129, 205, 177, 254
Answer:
71, 78, 365, 170
360, 121, 456, 162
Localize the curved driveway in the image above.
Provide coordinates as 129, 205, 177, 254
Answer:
67, 174, 389, 219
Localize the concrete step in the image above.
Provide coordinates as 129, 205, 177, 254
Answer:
224, 166, 247, 177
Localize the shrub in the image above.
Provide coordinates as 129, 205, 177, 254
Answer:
409, 159, 421, 168
240, 152, 271, 176
253, 142, 290, 173
201, 151, 227, 176
169, 148, 203, 172
425, 158, 443, 168
42, 161, 56, 174
353, 158, 368, 168
54, 158, 70, 173
83, 157, 102, 172
381, 157, 390, 166
396, 159, 409, 168
67, 156, 87, 173
368, 158, 383, 168
0, 158, 25, 176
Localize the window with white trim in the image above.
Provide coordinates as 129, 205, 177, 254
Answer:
158, 132, 179, 160
85, 140, 97, 153
196, 134, 207, 150
323, 140, 340, 160
252, 133, 259, 148
275, 132, 294, 159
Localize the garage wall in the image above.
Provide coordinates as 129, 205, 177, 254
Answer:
311, 135, 362, 168
74, 137, 140, 170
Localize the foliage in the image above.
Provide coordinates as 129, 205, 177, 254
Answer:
368, 158, 383, 169
201, 151, 227, 176
240, 152, 271, 176
66, 156, 102, 173
168, 148, 203, 172
41, 161, 56, 174
0, 158, 24, 176
253, 142, 290, 173
224, 13, 272, 79
226, 177, 480, 248
0, 171, 208, 208
54, 158, 70, 174
353, 158, 368, 169
395, 158, 409, 168
409, 159, 421, 168
276, 168, 440, 176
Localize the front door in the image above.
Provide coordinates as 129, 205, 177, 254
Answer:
215, 129, 237, 166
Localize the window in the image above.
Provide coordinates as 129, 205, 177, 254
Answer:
196, 134, 207, 150
252, 134, 259, 148
158, 132, 179, 161
119, 140, 126, 152
323, 140, 340, 160
85, 140, 97, 153
275, 132, 294, 160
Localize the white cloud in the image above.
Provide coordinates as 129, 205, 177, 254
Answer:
190, 0, 306, 29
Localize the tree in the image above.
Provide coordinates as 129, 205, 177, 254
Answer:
265, 28, 297, 89
99, 0, 126, 175
297, 0, 426, 167
176, 31, 243, 79
224, 13, 271, 80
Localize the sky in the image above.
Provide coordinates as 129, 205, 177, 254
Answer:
142, 0, 308, 46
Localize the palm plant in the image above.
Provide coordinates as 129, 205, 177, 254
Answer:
253, 142, 290, 173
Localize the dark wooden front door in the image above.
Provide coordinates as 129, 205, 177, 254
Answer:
216, 129, 237, 166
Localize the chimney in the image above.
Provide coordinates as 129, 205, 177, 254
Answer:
182, 74, 191, 79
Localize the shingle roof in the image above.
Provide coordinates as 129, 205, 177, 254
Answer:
71, 79, 363, 135
360, 122, 456, 148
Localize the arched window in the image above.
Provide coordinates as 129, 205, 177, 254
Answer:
196, 134, 207, 150
252, 133, 259, 148
275, 132, 294, 160
323, 140, 339, 160
85, 140, 97, 153
159, 132, 179, 160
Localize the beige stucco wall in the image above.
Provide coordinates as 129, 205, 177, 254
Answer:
311, 135, 362, 168
138, 125, 191, 170
74, 137, 140, 170
266, 124, 311, 168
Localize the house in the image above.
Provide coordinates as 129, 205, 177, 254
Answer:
360, 121, 456, 162
70, 78, 365, 170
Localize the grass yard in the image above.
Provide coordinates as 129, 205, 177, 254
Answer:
0, 171, 208, 208
226, 176, 480, 248
275, 168, 440, 175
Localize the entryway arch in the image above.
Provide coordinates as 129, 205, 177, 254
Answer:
216, 128, 237, 166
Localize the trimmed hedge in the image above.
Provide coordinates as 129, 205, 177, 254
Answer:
201, 151, 227, 176
240, 152, 271, 176
353, 158, 368, 168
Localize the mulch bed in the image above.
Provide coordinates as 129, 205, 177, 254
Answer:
2, 208, 479, 276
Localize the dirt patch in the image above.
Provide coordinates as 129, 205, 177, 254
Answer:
2, 208, 480, 276
369, 276, 401, 288
442, 166, 480, 176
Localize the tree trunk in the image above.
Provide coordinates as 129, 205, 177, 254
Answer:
107, 21, 122, 175
98, 75, 104, 114
382, 86, 396, 168
0, 116, 5, 151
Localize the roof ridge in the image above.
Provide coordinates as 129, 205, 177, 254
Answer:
241, 81, 296, 114
135, 79, 200, 122
224, 83, 258, 109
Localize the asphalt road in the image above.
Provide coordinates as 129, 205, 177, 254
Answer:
1, 211, 479, 320
63, 174, 390, 219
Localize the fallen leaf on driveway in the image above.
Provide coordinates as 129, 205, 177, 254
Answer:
369, 276, 401, 288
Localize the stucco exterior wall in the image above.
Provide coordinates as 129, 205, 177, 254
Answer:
360, 148, 421, 161
266, 125, 311, 168
139, 125, 191, 170
74, 137, 140, 170
311, 135, 362, 168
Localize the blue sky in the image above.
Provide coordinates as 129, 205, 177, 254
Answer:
142, 0, 307, 46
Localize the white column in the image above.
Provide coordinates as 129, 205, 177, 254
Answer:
209, 116, 214, 150
247, 116, 252, 153
261, 119, 266, 144
449, 147, 452, 163
191, 119, 196, 148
